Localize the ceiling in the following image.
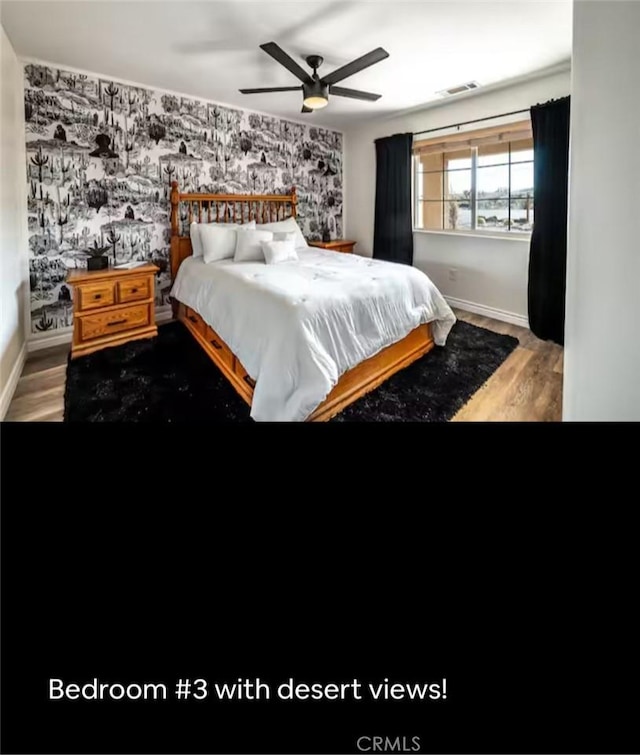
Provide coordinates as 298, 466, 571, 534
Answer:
1, 0, 572, 130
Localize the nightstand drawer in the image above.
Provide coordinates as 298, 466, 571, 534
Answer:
77, 281, 116, 310
79, 304, 150, 342
205, 325, 234, 370
117, 275, 151, 304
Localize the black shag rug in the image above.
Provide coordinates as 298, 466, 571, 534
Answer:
64, 320, 518, 422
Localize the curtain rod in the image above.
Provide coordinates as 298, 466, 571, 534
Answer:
413, 107, 530, 138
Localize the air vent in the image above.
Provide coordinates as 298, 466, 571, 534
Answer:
437, 81, 480, 97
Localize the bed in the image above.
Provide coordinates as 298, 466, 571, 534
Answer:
168, 181, 455, 421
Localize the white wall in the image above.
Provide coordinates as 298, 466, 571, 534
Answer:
563, 1, 640, 421
0, 24, 28, 418
345, 68, 570, 323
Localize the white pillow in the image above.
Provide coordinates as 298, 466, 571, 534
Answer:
200, 224, 240, 263
190, 221, 205, 257
234, 229, 274, 262
262, 239, 298, 265
256, 217, 306, 250
190, 220, 255, 257
272, 231, 297, 243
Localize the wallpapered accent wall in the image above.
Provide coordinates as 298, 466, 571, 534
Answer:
24, 64, 343, 334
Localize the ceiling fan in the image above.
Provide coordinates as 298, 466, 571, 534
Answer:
239, 42, 389, 113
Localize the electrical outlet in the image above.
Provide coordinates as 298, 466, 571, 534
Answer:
448, 268, 458, 282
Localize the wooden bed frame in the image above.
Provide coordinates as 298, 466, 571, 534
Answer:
169, 181, 434, 421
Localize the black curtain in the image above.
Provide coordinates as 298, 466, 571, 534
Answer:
528, 96, 570, 345
373, 133, 414, 265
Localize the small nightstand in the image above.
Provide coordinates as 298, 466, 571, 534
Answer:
308, 239, 357, 254
67, 264, 159, 359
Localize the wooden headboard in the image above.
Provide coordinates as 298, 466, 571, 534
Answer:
169, 181, 298, 281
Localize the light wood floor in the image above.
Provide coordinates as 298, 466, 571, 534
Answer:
452, 310, 563, 421
3, 310, 563, 422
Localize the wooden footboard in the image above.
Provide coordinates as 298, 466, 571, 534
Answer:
308, 322, 434, 421
178, 302, 434, 422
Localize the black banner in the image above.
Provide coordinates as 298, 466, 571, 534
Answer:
1, 424, 635, 754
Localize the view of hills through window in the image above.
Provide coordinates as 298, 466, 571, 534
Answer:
415, 138, 534, 233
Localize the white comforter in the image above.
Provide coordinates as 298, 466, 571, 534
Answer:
170, 246, 456, 421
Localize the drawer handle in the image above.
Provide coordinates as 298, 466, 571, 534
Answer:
131, 287, 139, 294
243, 375, 256, 389
211, 339, 222, 350
107, 319, 128, 327
188, 315, 197, 323
94, 294, 102, 300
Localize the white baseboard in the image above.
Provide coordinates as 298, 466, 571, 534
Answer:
0, 341, 27, 420
27, 307, 174, 353
446, 296, 529, 329
28, 330, 72, 352
156, 307, 173, 323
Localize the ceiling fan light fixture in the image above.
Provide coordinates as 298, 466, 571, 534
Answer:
303, 95, 328, 109
303, 80, 329, 110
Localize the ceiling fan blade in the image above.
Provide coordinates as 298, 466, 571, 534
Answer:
301, 105, 313, 113
321, 47, 389, 86
329, 86, 381, 101
260, 42, 313, 84
239, 87, 302, 94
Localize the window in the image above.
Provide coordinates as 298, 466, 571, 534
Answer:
413, 120, 534, 234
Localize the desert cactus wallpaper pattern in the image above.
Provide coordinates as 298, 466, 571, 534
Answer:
24, 64, 343, 334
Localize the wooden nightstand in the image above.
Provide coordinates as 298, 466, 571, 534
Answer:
308, 239, 357, 254
67, 264, 159, 359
